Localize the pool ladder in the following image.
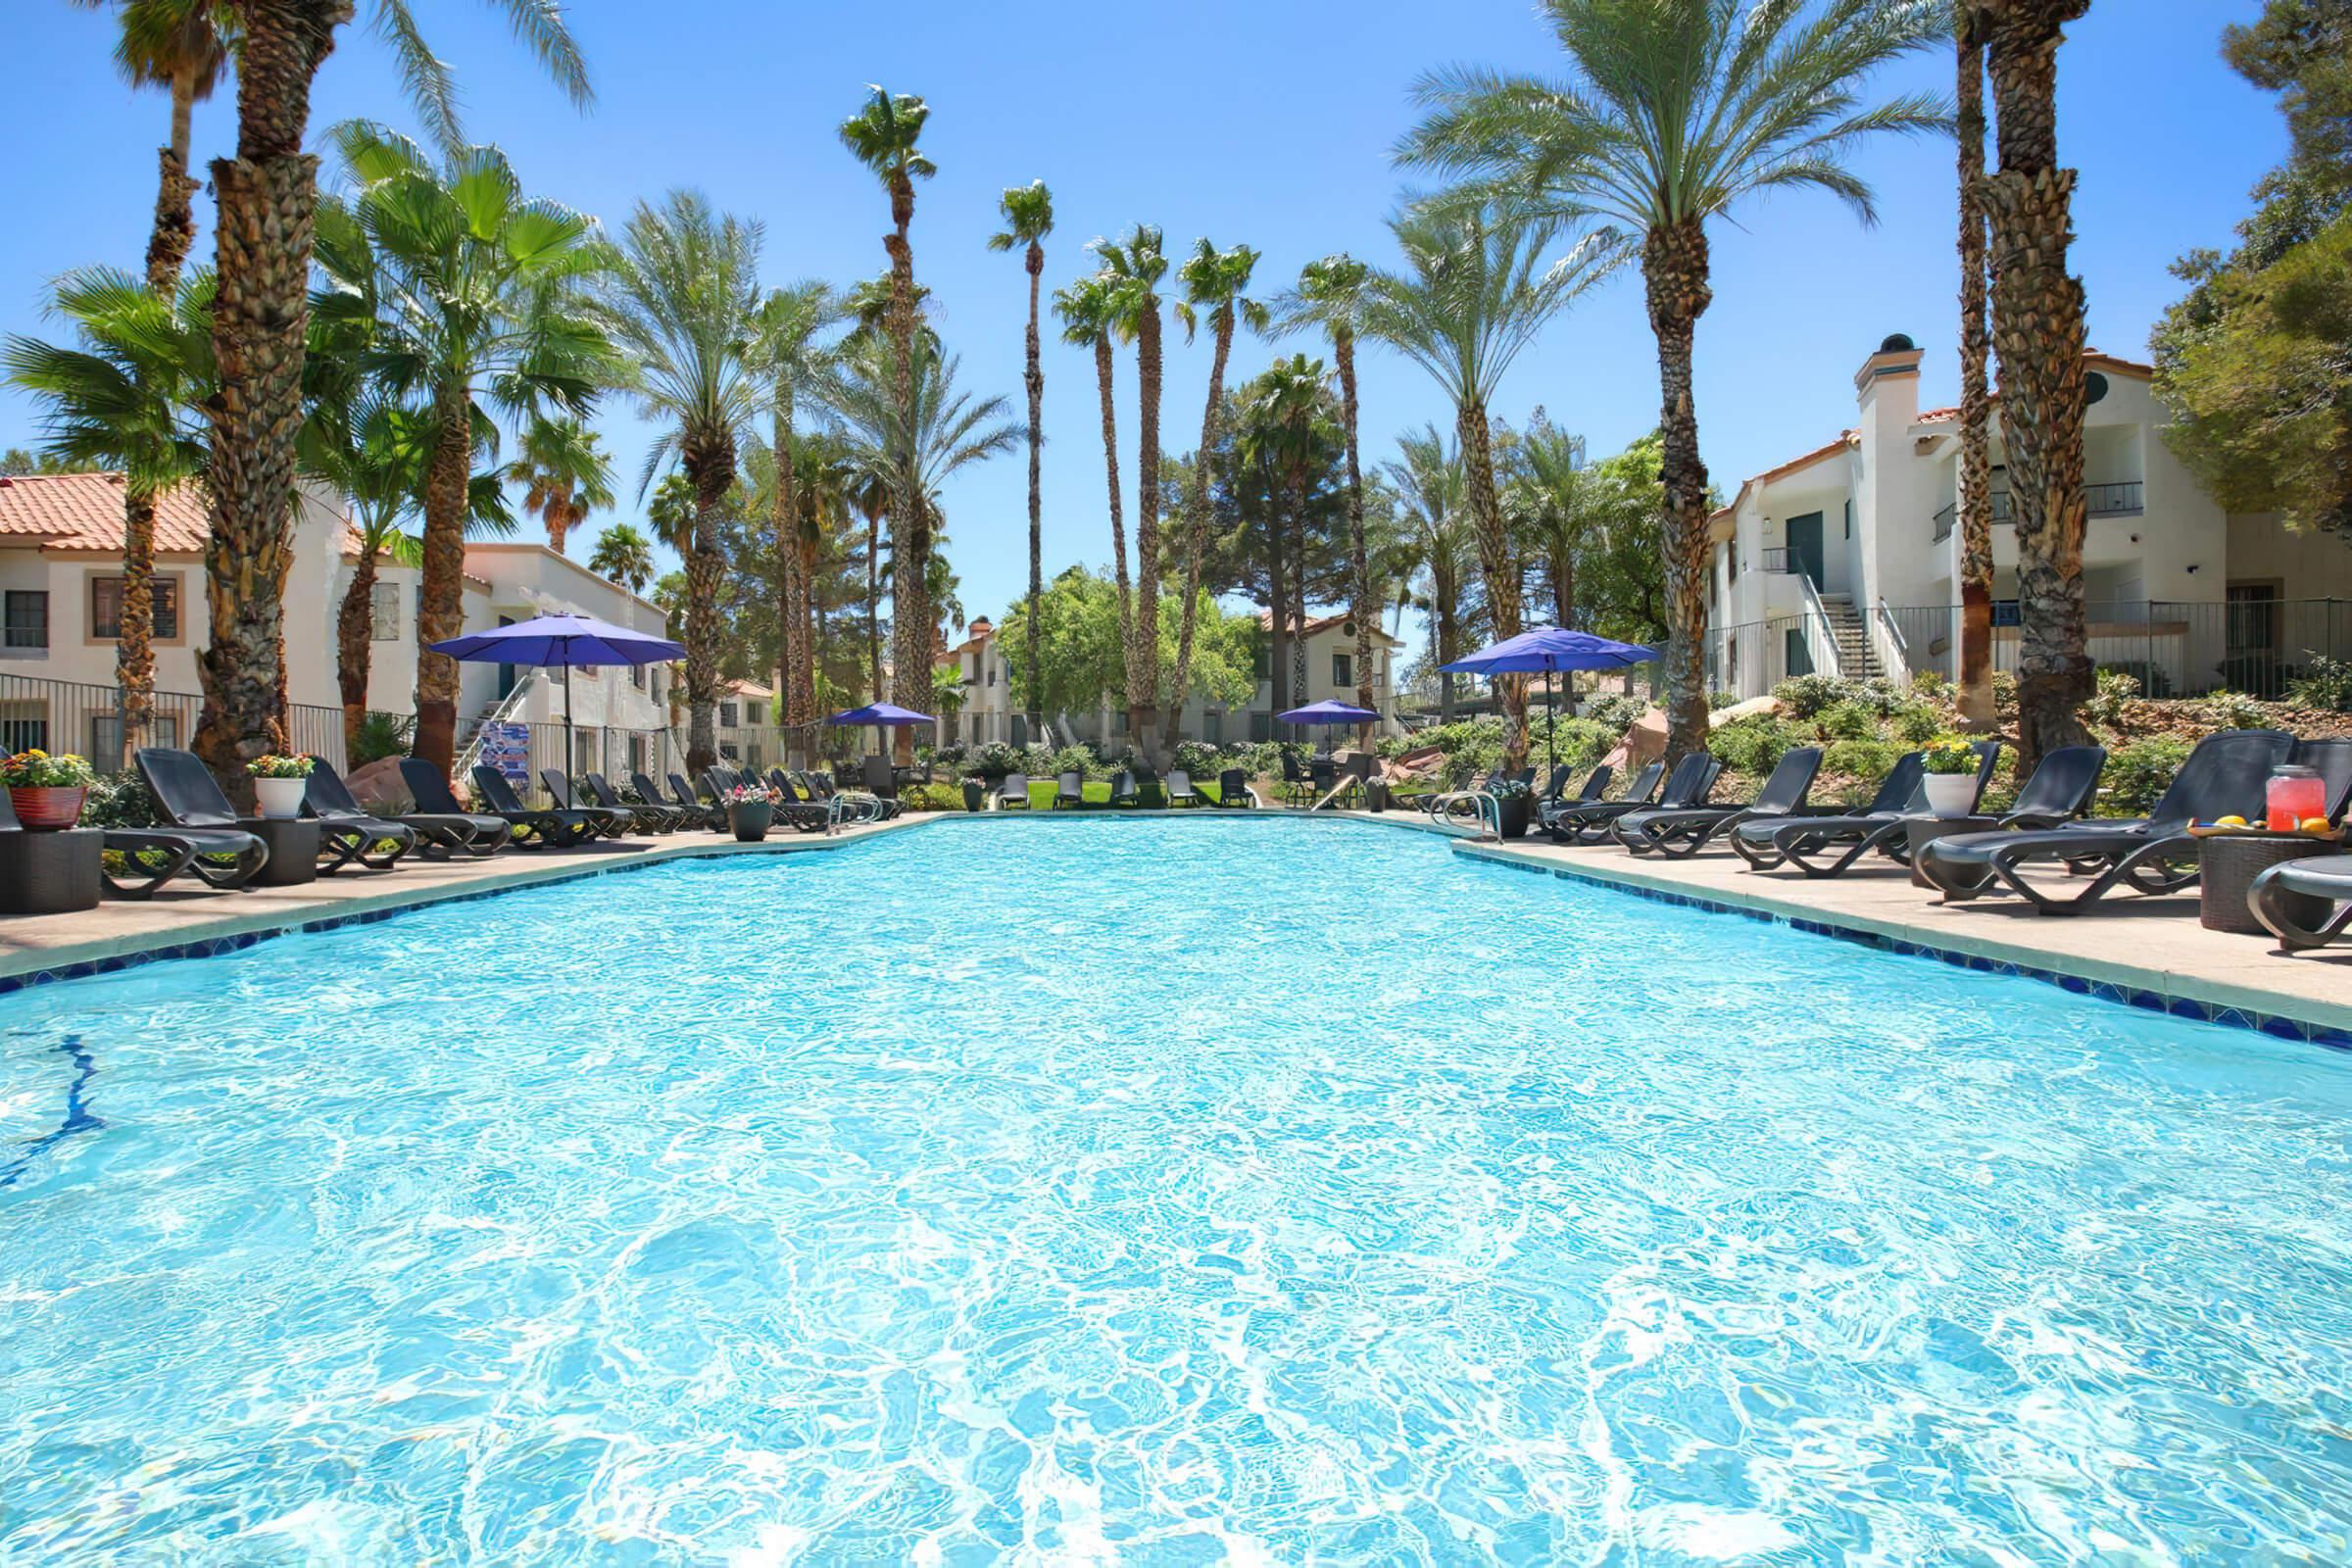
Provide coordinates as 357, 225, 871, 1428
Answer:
1426, 787, 1502, 841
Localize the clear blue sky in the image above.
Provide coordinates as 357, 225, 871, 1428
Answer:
0, 0, 2284, 646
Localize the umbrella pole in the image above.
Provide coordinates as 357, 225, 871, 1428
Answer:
564, 661, 575, 791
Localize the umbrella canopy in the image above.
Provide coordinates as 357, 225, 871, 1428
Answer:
1438, 625, 1659, 773
825, 703, 935, 726
1278, 700, 1381, 725
429, 612, 683, 667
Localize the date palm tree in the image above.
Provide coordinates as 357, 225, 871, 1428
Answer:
318, 123, 611, 768
2, 267, 214, 766
1963, 0, 2094, 764
1053, 272, 1135, 690
1237, 354, 1334, 725
1275, 253, 1377, 726
1954, 8, 1997, 730
1095, 224, 1171, 745
190, 0, 590, 790
837, 86, 938, 731
588, 520, 655, 593
1399, 0, 1946, 762
595, 190, 763, 779
1162, 238, 1265, 749
750, 279, 845, 758
512, 416, 613, 554
1387, 424, 1474, 720
988, 180, 1054, 739
1360, 199, 1610, 768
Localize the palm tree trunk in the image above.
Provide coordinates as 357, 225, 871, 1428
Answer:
336, 548, 377, 760
1092, 335, 1135, 678
1956, 12, 1998, 730
1437, 581, 1458, 721
866, 508, 883, 703
145, 74, 202, 293
1161, 312, 1238, 751
193, 0, 346, 801
411, 381, 471, 768
889, 500, 933, 764
1130, 303, 1164, 748
774, 397, 807, 764
112, 489, 160, 769
1642, 220, 1715, 768
1976, 0, 2093, 769
1268, 516, 1290, 726
684, 440, 733, 778
1456, 398, 1527, 768
1024, 239, 1046, 736
1338, 328, 1375, 745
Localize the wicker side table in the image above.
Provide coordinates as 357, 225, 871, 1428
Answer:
2201, 834, 2337, 933
236, 817, 321, 888
0, 827, 102, 914
1903, 814, 2000, 888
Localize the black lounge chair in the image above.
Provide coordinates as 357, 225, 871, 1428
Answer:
398, 760, 524, 854
470, 764, 596, 848
542, 769, 630, 838
1546, 756, 1704, 846
1731, 743, 2016, 877
298, 760, 420, 871
1164, 768, 1201, 808
643, 770, 717, 831
1615, 746, 1822, 858
757, 768, 836, 833
662, 770, 725, 830
1055, 769, 1087, 809
587, 772, 681, 834
2251, 855, 2352, 950
1215, 767, 1251, 808
1537, 763, 1615, 828
68, 750, 268, 898
996, 772, 1033, 810
1918, 728, 2296, 914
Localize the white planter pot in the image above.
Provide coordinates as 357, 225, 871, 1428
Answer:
253, 776, 309, 819
1921, 772, 1976, 818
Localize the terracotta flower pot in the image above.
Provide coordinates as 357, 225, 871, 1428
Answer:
8, 785, 87, 831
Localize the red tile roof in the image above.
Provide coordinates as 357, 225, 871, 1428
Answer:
1256, 609, 1402, 644
0, 471, 372, 558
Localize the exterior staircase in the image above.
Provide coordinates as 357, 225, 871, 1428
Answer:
1815, 594, 1884, 680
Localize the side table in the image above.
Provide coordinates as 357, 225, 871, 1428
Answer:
238, 817, 321, 888
1903, 813, 1999, 888
2201, 833, 2336, 934
0, 827, 102, 914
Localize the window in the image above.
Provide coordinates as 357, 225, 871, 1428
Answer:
90, 576, 177, 640
0, 704, 45, 753
90, 712, 180, 760
987, 663, 997, 687
1332, 653, 1352, 688
629, 663, 645, 688
3, 590, 47, 649
370, 581, 400, 641
719, 702, 740, 728
2228, 583, 2279, 656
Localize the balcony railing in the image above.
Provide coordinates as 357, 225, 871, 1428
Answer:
1759, 546, 1797, 574
1931, 480, 2144, 541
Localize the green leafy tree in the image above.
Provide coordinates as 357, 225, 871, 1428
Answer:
1385, 424, 1472, 718
1000, 564, 1256, 724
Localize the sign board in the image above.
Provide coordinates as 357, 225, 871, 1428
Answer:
479, 722, 532, 785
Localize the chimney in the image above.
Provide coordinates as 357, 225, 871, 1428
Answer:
1851, 333, 1925, 612
968, 616, 993, 639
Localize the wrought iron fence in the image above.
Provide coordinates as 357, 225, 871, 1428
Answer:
0, 672, 360, 772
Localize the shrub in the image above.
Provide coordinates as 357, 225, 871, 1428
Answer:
1823, 737, 1899, 789
1888, 701, 1942, 746
1910, 667, 1950, 699
2286, 654, 2352, 712
1581, 692, 1648, 732
1050, 744, 1104, 781
1773, 672, 1852, 718
2082, 667, 2139, 728
1992, 670, 2018, 710
2205, 689, 2268, 729
2102, 737, 2191, 816
350, 711, 415, 767
2096, 660, 2174, 699
1815, 699, 1879, 742
1710, 714, 1795, 777
77, 771, 158, 828
962, 741, 1024, 780
1544, 717, 1616, 773
898, 782, 966, 812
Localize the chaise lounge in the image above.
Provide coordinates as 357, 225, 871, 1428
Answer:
117, 747, 277, 897
1613, 746, 1822, 858
1547, 754, 1713, 846
470, 765, 597, 848
298, 760, 420, 871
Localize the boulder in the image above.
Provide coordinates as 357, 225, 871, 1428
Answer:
345, 756, 416, 813
1624, 696, 1782, 767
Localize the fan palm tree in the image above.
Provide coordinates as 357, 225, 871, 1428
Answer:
1963, 0, 2093, 763
987, 180, 1054, 737
749, 279, 845, 755
1095, 224, 1171, 745
2, 267, 214, 765
1954, 8, 1997, 730
73, 0, 233, 292
1360, 199, 1611, 768
511, 416, 613, 554
588, 520, 655, 593
595, 190, 763, 778
1236, 355, 1334, 723
317, 123, 611, 768
1161, 238, 1265, 749
1275, 253, 1378, 725
789, 434, 858, 710
190, 0, 590, 789
1398, 0, 1946, 762
1053, 272, 1135, 686
1386, 424, 1475, 721
838, 86, 938, 723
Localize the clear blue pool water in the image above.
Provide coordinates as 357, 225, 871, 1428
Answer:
4, 816, 2352, 1563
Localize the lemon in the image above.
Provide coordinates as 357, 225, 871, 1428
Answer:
2301, 816, 2333, 834
2215, 814, 2248, 828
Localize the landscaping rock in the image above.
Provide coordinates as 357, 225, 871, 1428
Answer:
346, 757, 415, 813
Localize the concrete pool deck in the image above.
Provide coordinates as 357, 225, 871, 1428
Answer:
3, 806, 2346, 1041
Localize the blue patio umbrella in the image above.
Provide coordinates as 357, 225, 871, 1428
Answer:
428, 612, 683, 776
1278, 699, 1381, 726
825, 702, 935, 762
1440, 625, 1658, 771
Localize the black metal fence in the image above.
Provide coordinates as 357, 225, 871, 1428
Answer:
0, 672, 357, 771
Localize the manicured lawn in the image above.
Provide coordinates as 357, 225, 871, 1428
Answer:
1003, 779, 1237, 809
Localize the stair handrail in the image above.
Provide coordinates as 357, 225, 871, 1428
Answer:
453, 668, 540, 783
1872, 596, 1911, 686
1794, 573, 1845, 678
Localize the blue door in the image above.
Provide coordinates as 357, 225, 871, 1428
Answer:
1786, 512, 1826, 587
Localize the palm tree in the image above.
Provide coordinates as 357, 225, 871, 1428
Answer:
930, 661, 970, 746
1053, 272, 1135, 690
1236, 354, 1333, 726
74, 0, 232, 292
1096, 224, 1172, 744
1400, 0, 1945, 763
2, 267, 213, 766
511, 416, 613, 554
1512, 418, 1644, 633
750, 279, 844, 759
837, 86, 938, 735
190, 0, 590, 790
1161, 238, 1265, 749
1386, 424, 1474, 720
595, 190, 762, 779
987, 180, 1054, 739
588, 521, 655, 592
788, 433, 858, 716
1360, 199, 1608, 768
1954, 9, 1997, 730
1275, 254, 1378, 726
318, 123, 611, 769
1964, 0, 2093, 764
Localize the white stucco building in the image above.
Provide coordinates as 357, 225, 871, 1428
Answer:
1704, 335, 2352, 700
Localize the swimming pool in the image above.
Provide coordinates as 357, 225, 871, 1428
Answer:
4, 815, 2351, 1561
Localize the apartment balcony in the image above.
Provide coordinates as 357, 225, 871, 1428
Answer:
1931, 480, 2143, 541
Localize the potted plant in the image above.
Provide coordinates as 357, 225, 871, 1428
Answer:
724, 782, 777, 842
1490, 776, 1535, 839
246, 754, 316, 819
3, 749, 96, 830
1920, 736, 1980, 817
962, 777, 984, 812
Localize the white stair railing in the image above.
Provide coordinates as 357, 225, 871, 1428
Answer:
453, 669, 540, 784
1872, 598, 1912, 688
1795, 576, 1845, 678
